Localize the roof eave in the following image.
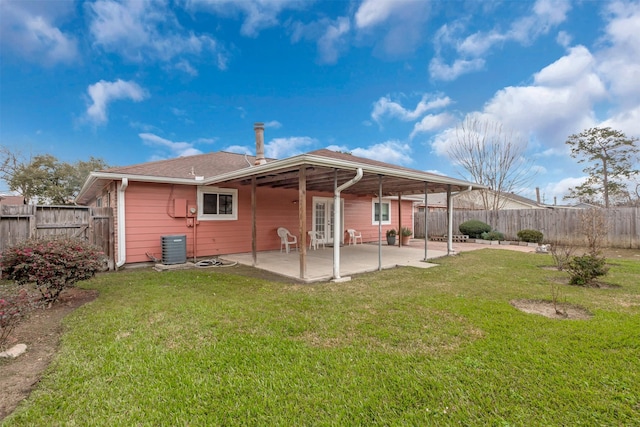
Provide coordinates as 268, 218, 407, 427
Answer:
204, 153, 486, 190
75, 171, 207, 204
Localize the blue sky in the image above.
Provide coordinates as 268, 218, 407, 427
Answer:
1, 0, 639, 204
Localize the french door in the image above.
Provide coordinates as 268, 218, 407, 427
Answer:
312, 197, 343, 245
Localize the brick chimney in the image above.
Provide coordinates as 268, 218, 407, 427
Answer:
254, 122, 266, 165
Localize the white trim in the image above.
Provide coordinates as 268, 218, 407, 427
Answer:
116, 178, 128, 268
372, 199, 391, 225
197, 187, 238, 221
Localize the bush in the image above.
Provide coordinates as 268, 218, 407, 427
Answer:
517, 229, 544, 243
481, 231, 505, 241
567, 254, 609, 286
459, 220, 491, 238
0, 237, 107, 304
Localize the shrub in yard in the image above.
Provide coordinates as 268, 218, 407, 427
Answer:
0, 237, 106, 304
480, 231, 505, 241
567, 254, 609, 286
459, 220, 491, 238
517, 229, 544, 243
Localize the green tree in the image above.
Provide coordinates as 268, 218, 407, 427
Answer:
564, 127, 639, 208
1, 147, 109, 204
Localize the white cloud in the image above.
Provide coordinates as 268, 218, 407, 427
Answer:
351, 140, 413, 165
139, 133, 203, 157
372, 93, 452, 124
430, 0, 571, 81
264, 121, 282, 129
0, 0, 78, 65
86, 79, 148, 124
187, 0, 307, 37
482, 46, 606, 145
317, 17, 351, 64
534, 45, 595, 86
428, 57, 485, 82
88, 0, 225, 71
543, 176, 586, 203
354, 0, 431, 57
410, 113, 456, 139
596, 1, 640, 109
600, 106, 640, 138
290, 16, 351, 64
265, 137, 316, 159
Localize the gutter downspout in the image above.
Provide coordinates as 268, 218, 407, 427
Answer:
447, 185, 473, 255
116, 178, 128, 268
332, 168, 363, 281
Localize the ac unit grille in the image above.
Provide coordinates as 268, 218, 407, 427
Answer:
161, 235, 187, 265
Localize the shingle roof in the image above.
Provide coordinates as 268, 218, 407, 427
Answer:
101, 151, 267, 179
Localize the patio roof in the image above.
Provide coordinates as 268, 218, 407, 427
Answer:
76, 149, 485, 204
207, 149, 485, 196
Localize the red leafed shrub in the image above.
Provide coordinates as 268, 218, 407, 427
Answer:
0, 237, 107, 304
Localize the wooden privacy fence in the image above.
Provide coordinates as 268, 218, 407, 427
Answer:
414, 207, 640, 249
0, 205, 114, 269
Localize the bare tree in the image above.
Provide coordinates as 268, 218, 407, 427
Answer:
448, 117, 536, 224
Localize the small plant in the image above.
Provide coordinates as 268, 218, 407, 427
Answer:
566, 254, 609, 286
480, 231, 504, 241
517, 229, 543, 243
385, 229, 396, 237
400, 227, 412, 237
549, 280, 567, 317
459, 220, 491, 238
1, 237, 107, 304
579, 208, 609, 256
548, 241, 577, 271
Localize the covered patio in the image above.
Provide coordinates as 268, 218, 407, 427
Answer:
210, 148, 485, 282
224, 241, 447, 283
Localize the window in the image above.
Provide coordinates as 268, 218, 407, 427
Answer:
372, 200, 391, 225
197, 187, 238, 220
96, 197, 102, 207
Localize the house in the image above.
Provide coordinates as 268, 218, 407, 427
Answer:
415, 189, 549, 212
76, 123, 484, 280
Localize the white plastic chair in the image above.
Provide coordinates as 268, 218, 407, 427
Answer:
308, 231, 325, 250
277, 227, 298, 253
347, 229, 362, 245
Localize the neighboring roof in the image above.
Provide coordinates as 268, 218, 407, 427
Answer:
418, 189, 547, 210
76, 149, 485, 204
0, 195, 26, 205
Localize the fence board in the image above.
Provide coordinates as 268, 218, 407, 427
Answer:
415, 207, 640, 249
0, 205, 114, 269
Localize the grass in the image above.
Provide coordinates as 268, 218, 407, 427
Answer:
4, 249, 640, 426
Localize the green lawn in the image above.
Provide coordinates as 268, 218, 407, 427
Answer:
4, 250, 640, 426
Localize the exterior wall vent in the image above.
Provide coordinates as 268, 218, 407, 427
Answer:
161, 235, 187, 265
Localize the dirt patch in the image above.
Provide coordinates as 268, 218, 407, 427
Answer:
0, 287, 98, 420
510, 299, 593, 320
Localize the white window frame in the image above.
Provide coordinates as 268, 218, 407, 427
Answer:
372, 199, 391, 225
197, 187, 238, 221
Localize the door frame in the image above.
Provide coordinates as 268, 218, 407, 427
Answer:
311, 196, 344, 245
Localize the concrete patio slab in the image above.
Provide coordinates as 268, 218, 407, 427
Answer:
223, 241, 447, 283
222, 239, 537, 283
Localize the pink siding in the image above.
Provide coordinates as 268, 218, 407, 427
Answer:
343, 197, 413, 242
122, 182, 414, 264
